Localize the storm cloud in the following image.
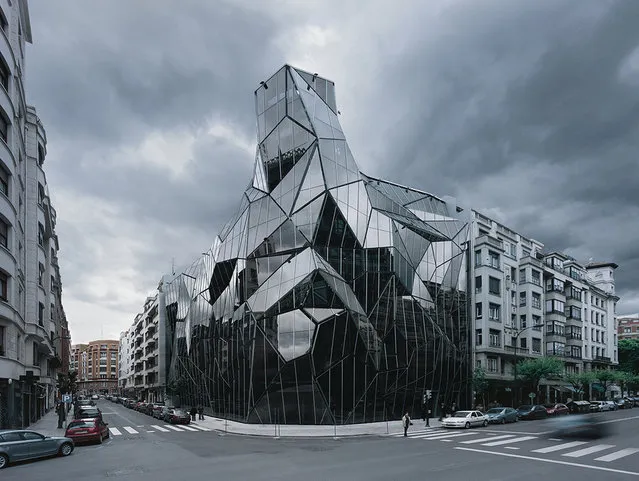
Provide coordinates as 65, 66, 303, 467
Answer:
25, 0, 639, 342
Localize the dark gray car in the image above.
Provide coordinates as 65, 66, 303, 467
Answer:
0, 429, 74, 469
485, 407, 519, 424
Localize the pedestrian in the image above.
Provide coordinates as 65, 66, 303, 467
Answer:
402, 412, 412, 437
439, 402, 445, 422
451, 402, 457, 414
197, 405, 204, 420
190, 406, 197, 422
56, 400, 66, 429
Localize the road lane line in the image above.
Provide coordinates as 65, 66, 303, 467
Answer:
151, 425, 170, 432
164, 425, 184, 431
179, 425, 199, 432
562, 445, 616, 458
481, 435, 537, 446
123, 426, 139, 434
189, 425, 210, 431
460, 434, 517, 444
595, 448, 639, 462
532, 441, 589, 453
412, 431, 474, 439
108, 427, 122, 436
505, 447, 519, 450
455, 447, 639, 477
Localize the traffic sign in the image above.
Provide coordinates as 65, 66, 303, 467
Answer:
63, 394, 72, 403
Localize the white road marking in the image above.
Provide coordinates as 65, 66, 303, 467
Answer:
455, 447, 639, 477
562, 445, 616, 458
481, 436, 537, 446
548, 438, 562, 441
179, 425, 199, 432
413, 431, 473, 439
146, 431, 155, 433
108, 427, 122, 436
505, 447, 520, 450
532, 441, 589, 453
123, 426, 139, 434
460, 434, 517, 444
151, 425, 170, 432
189, 425, 210, 431
426, 432, 478, 440
595, 448, 639, 462
164, 424, 185, 431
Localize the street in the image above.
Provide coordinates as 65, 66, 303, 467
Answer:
3, 400, 639, 480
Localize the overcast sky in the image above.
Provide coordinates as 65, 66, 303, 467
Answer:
25, 0, 639, 343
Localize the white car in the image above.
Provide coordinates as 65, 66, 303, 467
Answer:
442, 410, 488, 429
91, 394, 99, 400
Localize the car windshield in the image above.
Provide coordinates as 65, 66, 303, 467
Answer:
172, 410, 186, 415
67, 420, 95, 429
452, 411, 470, 418
486, 408, 504, 414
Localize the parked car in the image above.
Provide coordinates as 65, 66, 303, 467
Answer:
442, 410, 488, 429
614, 398, 632, 409
604, 400, 618, 411
485, 407, 519, 424
0, 430, 74, 469
74, 406, 103, 422
151, 404, 165, 418
65, 418, 110, 445
164, 408, 191, 425
544, 403, 569, 416
516, 405, 548, 420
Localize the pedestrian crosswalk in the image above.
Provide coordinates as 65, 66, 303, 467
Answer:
107, 423, 211, 437
388, 428, 639, 464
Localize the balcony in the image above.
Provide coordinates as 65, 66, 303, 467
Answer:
504, 345, 530, 355
476, 235, 504, 251
520, 255, 543, 268
593, 356, 611, 364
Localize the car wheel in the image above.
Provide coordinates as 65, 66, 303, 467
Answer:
0, 453, 8, 469
501, 418, 506, 425
482, 420, 488, 427
465, 422, 471, 429
59, 442, 73, 457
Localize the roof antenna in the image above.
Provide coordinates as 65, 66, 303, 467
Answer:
172, 257, 175, 275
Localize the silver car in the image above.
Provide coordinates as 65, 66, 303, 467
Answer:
0, 430, 74, 469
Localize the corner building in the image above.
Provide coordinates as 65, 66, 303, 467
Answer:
0, 0, 69, 429
164, 65, 472, 424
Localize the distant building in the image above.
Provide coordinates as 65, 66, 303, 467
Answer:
618, 314, 639, 341
471, 211, 619, 404
73, 341, 119, 394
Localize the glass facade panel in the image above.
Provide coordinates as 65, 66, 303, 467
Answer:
164, 65, 471, 424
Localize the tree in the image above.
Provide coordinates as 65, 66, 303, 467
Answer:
565, 371, 595, 400
472, 367, 489, 407
56, 370, 78, 395
516, 357, 565, 400
614, 371, 634, 397
593, 369, 616, 399
618, 339, 639, 374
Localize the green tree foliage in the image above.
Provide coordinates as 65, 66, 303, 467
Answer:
618, 339, 639, 374
593, 369, 616, 398
56, 370, 78, 394
564, 371, 595, 400
516, 357, 565, 396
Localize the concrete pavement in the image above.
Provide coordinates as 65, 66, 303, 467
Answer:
4, 399, 637, 480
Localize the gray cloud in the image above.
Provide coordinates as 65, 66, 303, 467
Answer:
24, 0, 639, 342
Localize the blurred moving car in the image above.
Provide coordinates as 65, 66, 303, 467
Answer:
485, 407, 519, 424
65, 419, 110, 444
163, 408, 191, 425
442, 410, 488, 429
517, 405, 548, 420
547, 414, 611, 439
0, 430, 74, 469
544, 403, 569, 416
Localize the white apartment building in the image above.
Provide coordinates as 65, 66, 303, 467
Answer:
471, 211, 619, 404
0, 0, 69, 430
118, 330, 132, 394
120, 293, 164, 402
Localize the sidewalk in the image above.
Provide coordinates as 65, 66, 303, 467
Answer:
190, 415, 443, 438
25, 409, 69, 438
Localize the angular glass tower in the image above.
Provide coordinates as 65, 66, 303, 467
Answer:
163, 65, 472, 424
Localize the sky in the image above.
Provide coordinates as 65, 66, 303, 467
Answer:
24, 0, 639, 344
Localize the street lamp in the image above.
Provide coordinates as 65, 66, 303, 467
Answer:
509, 323, 542, 406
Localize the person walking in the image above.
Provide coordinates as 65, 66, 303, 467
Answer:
439, 402, 446, 422
197, 405, 204, 420
402, 412, 412, 437
56, 400, 66, 429
190, 406, 197, 422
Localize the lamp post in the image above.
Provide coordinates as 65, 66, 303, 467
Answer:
510, 324, 542, 406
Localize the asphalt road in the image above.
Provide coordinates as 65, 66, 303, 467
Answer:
3, 400, 639, 480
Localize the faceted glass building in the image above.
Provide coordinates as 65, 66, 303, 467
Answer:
163, 65, 472, 424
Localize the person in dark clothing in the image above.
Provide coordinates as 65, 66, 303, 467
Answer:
402, 412, 411, 437
190, 406, 197, 421
197, 405, 204, 420
56, 401, 66, 428
439, 402, 446, 422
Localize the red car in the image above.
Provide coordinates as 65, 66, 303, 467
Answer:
65, 418, 110, 444
545, 403, 569, 416
164, 408, 191, 425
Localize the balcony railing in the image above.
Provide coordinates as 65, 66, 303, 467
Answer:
504, 345, 530, 354
594, 356, 611, 363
